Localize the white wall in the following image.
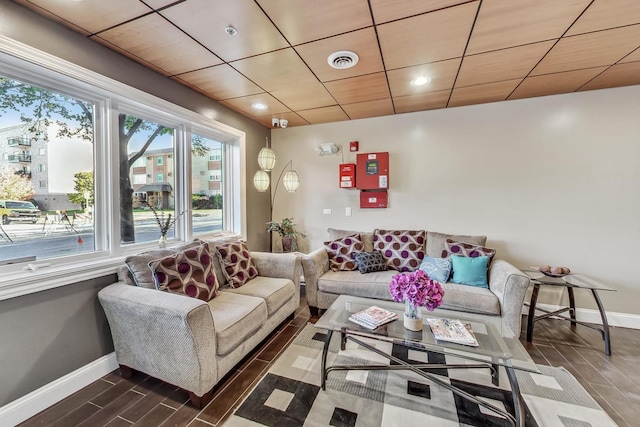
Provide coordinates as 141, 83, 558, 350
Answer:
271, 85, 640, 317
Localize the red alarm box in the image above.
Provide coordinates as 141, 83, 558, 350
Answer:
349, 140, 359, 152
339, 163, 356, 188
360, 191, 388, 208
356, 152, 389, 190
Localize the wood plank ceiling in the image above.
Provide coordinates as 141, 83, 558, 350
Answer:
14, 0, 640, 128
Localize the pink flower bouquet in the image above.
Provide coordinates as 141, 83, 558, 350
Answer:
389, 269, 445, 316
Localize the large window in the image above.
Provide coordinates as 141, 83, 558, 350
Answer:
0, 43, 245, 295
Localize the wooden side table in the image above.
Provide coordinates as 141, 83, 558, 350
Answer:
523, 270, 616, 356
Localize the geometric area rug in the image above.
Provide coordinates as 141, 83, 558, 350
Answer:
224, 324, 618, 426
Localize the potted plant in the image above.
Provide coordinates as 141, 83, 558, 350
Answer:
266, 217, 306, 252
389, 270, 445, 331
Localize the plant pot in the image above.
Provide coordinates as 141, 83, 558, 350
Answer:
404, 299, 423, 331
158, 235, 167, 248
281, 237, 293, 252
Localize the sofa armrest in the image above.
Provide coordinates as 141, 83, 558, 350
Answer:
98, 283, 218, 397
488, 260, 531, 339
300, 248, 330, 309
252, 251, 302, 303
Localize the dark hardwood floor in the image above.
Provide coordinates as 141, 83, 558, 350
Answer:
20, 296, 639, 427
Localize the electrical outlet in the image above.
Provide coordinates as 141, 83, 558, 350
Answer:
323, 209, 332, 215
345, 207, 352, 216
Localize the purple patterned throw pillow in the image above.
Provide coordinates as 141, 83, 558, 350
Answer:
148, 243, 218, 301
215, 241, 259, 288
442, 239, 496, 266
373, 229, 426, 272
324, 234, 364, 271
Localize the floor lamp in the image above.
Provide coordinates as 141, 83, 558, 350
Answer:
253, 140, 300, 252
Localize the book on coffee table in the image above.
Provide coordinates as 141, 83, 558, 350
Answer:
427, 318, 479, 347
349, 306, 398, 329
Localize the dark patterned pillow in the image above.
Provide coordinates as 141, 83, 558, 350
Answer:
373, 229, 426, 272
354, 251, 387, 274
215, 241, 259, 288
148, 243, 218, 301
442, 239, 496, 266
324, 234, 364, 271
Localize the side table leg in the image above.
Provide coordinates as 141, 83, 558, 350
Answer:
526, 284, 540, 343
321, 330, 333, 390
591, 289, 612, 356
506, 366, 525, 427
567, 287, 577, 327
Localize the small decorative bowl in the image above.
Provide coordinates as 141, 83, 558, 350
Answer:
540, 270, 568, 278
537, 266, 571, 277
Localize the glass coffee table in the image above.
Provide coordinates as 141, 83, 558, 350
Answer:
315, 295, 539, 427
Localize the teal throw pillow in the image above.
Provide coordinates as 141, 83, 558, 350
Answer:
418, 256, 451, 283
450, 255, 489, 288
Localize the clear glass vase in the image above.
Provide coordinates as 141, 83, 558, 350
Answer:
404, 299, 423, 331
158, 234, 167, 249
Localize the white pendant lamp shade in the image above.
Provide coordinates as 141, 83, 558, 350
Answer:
253, 170, 270, 192
283, 170, 300, 192
257, 147, 276, 171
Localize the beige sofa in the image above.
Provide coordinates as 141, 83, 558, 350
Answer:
302, 229, 530, 337
98, 241, 301, 408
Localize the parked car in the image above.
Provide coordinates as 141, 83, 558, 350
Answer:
0, 200, 41, 224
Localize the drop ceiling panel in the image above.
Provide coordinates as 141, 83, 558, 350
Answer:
256, 0, 373, 46
91, 35, 171, 76
387, 58, 461, 97
510, 67, 607, 100
297, 106, 350, 124
16, 0, 153, 33
160, 0, 289, 62
579, 61, 640, 91
221, 93, 290, 117
370, 0, 474, 24
14, 0, 91, 35
449, 79, 521, 107
393, 90, 451, 114
531, 24, 640, 76
456, 41, 555, 88
342, 98, 395, 120
295, 28, 384, 82
467, 0, 591, 55
566, 0, 640, 36
377, 2, 478, 69
143, 0, 180, 9
254, 112, 309, 128
324, 72, 391, 104
174, 64, 263, 100
620, 47, 640, 63
231, 48, 318, 92
270, 82, 336, 111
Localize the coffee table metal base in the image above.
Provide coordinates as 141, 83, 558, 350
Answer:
320, 329, 524, 427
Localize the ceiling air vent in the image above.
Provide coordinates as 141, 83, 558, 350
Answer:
327, 51, 359, 69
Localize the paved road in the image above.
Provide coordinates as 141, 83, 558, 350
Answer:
0, 213, 222, 262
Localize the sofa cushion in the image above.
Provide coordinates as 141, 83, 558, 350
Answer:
439, 282, 500, 315
418, 256, 452, 283
207, 292, 268, 356
450, 255, 489, 288
125, 249, 176, 288
442, 239, 496, 266
373, 229, 425, 272
328, 228, 374, 252
149, 243, 218, 301
426, 231, 487, 258
193, 238, 230, 287
215, 241, 259, 288
324, 234, 363, 271
225, 276, 294, 316
354, 251, 387, 274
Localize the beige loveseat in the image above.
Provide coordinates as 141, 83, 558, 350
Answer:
302, 229, 530, 337
98, 240, 301, 408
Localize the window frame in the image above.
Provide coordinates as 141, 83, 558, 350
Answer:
0, 36, 247, 301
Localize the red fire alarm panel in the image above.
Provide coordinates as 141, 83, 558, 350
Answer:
356, 152, 389, 190
339, 163, 356, 188
360, 191, 388, 208
349, 141, 359, 152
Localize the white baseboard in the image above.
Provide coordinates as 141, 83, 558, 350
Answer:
523, 304, 640, 329
0, 352, 118, 427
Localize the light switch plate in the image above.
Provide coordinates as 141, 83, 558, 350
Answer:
345, 207, 352, 216
323, 209, 332, 215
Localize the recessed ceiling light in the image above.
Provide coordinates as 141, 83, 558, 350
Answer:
327, 51, 359, 69
251, 103, 268, 110
225, 26, 238, 36
411, 76, 431, 86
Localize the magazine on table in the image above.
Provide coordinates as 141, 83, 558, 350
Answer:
426, 318, 479, 347
349, 306, 398, 329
